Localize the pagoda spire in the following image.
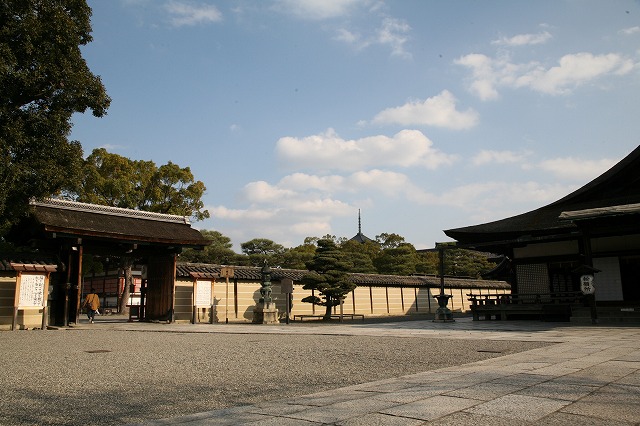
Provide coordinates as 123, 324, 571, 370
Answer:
350, 209, 374, 244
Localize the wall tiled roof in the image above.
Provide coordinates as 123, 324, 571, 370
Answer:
176, 262, 510, 290
0, 253, 58, 272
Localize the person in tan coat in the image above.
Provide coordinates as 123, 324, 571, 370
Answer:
83, 288, 100, 324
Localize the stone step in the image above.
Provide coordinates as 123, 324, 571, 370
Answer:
571, 306, 640, 324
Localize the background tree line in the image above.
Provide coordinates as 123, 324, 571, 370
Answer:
180, 232, 495, 279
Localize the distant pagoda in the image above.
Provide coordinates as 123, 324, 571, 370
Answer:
349, 209, 375, 244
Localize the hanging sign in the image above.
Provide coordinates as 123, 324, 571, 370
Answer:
580, 275, 595, 295
18, 273, 47, 307
195, 280, 212, 307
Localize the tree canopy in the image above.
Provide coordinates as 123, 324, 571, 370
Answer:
240, 238, 285, 266
69, 148, 209, 221
0, 0, 110, 233
180, 230, 236, 265
301, 239, 356, 320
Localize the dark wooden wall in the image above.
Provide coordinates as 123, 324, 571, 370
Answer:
145, 255, 177, 321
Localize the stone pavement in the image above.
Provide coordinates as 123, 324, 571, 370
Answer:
110, 318, 640, 425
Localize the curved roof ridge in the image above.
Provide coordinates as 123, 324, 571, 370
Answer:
32, 198, 190, 224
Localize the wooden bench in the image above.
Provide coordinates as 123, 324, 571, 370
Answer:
294, 314, 365, 322
468, 292, 581, 322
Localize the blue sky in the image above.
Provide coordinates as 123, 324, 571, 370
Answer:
71, 0, 640, 250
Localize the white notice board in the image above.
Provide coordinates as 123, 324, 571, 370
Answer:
195, 280, 212, 307
18, 273, 47, 308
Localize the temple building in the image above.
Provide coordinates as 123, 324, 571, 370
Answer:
445, 144, 640, 306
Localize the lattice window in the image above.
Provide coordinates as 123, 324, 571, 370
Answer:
516, 263, 550, 301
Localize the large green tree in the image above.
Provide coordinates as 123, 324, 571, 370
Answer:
301, 239, 356, 320
374, 242, 419, 276
240, 238, 285, 266
74, 148, 208, 220
0, 0, 110, 233
280, 243, 316, 270
443, 248, 495, 278
340, 239, 377, 273
180, 230, 237, 265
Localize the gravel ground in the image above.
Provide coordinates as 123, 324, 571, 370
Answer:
0, 327, 550, 425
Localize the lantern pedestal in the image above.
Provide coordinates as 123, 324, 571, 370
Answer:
253, 302, 279, 324
433, 294, 455, 322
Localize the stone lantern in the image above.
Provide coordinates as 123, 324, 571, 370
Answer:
252, 261, 279, 324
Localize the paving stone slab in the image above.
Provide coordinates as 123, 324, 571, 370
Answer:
514, 381, 598, 401
444, 381, 526, 401
380, 395, 479, 421
536, 412, 633, 426
248, 402, 316, 416
245, 417, 321, 426
286, 395, 400, 424
426, 411, 535, 426
372, 384, 457, 403
464, 394, 570, 421
335, 413, 425, 426
614, 371, 640, 386
490, 373, 551, 387
560, 383, 640, 424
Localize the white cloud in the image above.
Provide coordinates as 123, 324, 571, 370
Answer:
333, 17, 411, 58
242, 181, 297, 203
620, 26, 640, 35
371, 90, 479, 129
472, 150, 529, 165
165, 1, 222, 26
377, 17, 412, 59
273, 0, 365, 20
537, 156, 619, 181
272, 170, 426, 201
431, 181, 575, 213
276, 129, 456, 171
208, 205, 276, 221
516, 53, 635, 94
492, 31, 552, 46
456, 51, 636, 99
348, 169, 428, 200
278, 173, 345, 192
272, 1, 411, 58
454, 53, 509, 100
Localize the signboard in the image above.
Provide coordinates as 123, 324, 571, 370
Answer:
18, 273, 47, 308
195, 280, 212, 307
580, 275, 595, 295
220, 267, 234, 278
280, 278, 294, 294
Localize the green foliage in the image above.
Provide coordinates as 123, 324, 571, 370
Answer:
240, 238, 285, 266
301, 239, 356, 320
82, 254, 104, 277
443, 248, 494, 278
280, 243, 316, 269
340, 240, 377, 273
415, 251, 439, 275
180, 230, 237, 265
375, 233, 405, 249
70, 148, 209, 221
0, 0, 110, 233
373, 243, 419, 275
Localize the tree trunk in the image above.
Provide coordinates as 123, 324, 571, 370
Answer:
323, 298, 333, 320
118, 258, 134, 314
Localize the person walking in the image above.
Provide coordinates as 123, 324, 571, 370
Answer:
83, 289, 100, 324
